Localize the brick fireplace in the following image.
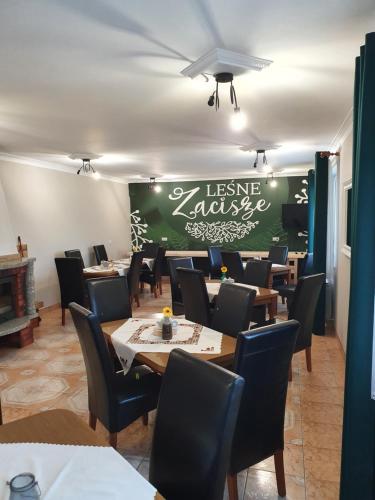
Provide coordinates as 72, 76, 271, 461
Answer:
0, 258, 39, 347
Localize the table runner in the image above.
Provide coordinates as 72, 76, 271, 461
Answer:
0, 443, 156, 499
111, 318, 223, 374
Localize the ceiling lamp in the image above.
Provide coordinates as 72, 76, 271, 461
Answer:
253, 149, 268, 169
266, 172, 278, 188
149, 177, 161, 193
207, 72, 247, 131
76, 158, 100, 180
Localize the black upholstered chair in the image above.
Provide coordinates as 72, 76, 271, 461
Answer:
87, 276, 132, 323
243, 260, 272, 326
227, 320, 300, 500
177, 268, 212, 326
207, 246, 223, 279
69, 303, 161, 449
93, 244, 108, 265
140, 246, 166, 298
221, 251, 245, 283
267, 246, 288, 265
64, 249, 85, 269
149, 349, 244, 500
244, 259, 272, 288
127, 251, 144, 307
288, 273, 325, 378
55, 257, 86, 325
276, 253, 314, 305
211, 284, 256, 338
168, 258, 194, 315
141, 242, 159, 258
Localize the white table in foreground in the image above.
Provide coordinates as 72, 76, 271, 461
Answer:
206, 281, 279, 320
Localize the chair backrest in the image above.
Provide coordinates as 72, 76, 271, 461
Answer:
69, 303, 115, 429
244, 259, 272, 288
288, 273, 325, 352
152, 246, 166, 280
207, 246, 223, 279
267, 246, 288, 265
168, 258, 194, 306
54, 258, 86, 308
142, 242, 159, 258
93, 244, 108, 265
302, 252, 314, 276
221, 251, 244, 282
127, 251, 145, 296
211, 283, 256, 338
64, 249, 85, 268
176, 268, 211, 326
230, 320, 300, 473
87, 276, 132, 323
150, 349, 244, 500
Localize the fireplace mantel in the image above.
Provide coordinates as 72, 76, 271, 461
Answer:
0, 257, 39, 347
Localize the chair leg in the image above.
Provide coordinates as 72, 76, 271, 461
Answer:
109, 432, 117, 449
159, 280, 163, 295
305, 347, 312, 372
89, 412, 97, 431
274, 450, 286, 497
227, 473, 238, 500
153, 285, 158, 298
140, 281, 144, 291
288, 362, 292, 382
282, 296, 286, 304
135, 294, 140, 307
142, 413, 148, 426
61, 307, 66, 326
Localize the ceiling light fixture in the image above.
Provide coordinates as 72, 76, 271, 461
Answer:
207, 72, 247, 131
76, 158, 100, 180
266, 172, 278, 188
253, 149, 268, 169
149, 177, 162, 193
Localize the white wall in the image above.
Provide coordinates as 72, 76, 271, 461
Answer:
0, 161, 131, 306
335, 131, 353, 352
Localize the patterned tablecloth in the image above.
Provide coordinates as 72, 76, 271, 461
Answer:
111, 318, 223, 374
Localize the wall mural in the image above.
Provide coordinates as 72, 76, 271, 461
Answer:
129, 176, 308, 251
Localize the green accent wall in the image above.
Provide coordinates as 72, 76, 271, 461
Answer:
129, 176, 308, 251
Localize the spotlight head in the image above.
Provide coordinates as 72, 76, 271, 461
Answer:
270, 179, 277, 188
230, 107, 247, 131
93, 171, 101, 180
253, 161, 257, 168
154, 184, 162, 193
207, 93, 215, 106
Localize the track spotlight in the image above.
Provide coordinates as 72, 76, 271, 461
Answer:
76, 158, 100, 180
149, 177, 162, 193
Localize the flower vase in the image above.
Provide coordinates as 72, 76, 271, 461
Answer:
220, 273, 227, 282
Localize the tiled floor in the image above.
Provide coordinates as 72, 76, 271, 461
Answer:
0, 281, 345, 499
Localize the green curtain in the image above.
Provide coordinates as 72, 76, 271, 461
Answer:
340, 34, 375, 498
307, 169, 315, 253
312, 153, 328, 335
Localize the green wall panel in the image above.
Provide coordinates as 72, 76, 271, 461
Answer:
129, 176, 308, 251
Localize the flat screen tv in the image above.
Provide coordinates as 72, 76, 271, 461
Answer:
282, 204, 308, 231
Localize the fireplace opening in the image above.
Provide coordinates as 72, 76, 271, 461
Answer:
0, 277, 15, 324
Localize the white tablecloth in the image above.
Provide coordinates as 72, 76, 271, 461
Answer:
0, 443, 156, 500
84, 263, 129, 276
114, 258, 155, 270
111, 318, 223, 374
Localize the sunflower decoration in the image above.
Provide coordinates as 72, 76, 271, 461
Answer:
220, 265, 228, 282
162, 306, 173, 318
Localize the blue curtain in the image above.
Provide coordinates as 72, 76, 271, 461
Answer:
340, 34, 375, 498
312, 153, 328, 335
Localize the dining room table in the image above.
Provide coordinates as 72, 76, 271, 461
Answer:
102, 318, 237, 375
83, 257, 155, 279
0, 409, 164, 499
206, 280, 279, 320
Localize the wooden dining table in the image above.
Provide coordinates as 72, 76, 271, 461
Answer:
102, 319, 237, 375
0, 409, 164, 500
206, 280, 279, 320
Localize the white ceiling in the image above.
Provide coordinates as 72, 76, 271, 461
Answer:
0, 0, 374, 181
